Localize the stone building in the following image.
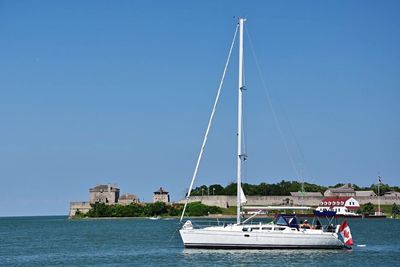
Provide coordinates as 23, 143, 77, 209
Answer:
69, 184, 141, 217
324, 184, 356, 197
290, 192, 323, 197
119, 193, 140, 205
153, 187, 170, 203
69, 202, 91, 217
355, 190, 376, 197
89, 184, 120, 204
384, 191, 400, 197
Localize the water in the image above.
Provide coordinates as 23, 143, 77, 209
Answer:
0, 216, 399, 266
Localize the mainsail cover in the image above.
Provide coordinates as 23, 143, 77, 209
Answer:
240, 186, 247, 204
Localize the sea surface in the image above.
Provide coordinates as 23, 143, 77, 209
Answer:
0, 216, 399, 266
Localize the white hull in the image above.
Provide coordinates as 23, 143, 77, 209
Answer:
180, 223, 344, 249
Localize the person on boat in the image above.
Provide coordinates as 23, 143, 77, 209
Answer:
327, 223, 335, 232
315, 219, 322, 230
300, 219, 311, 229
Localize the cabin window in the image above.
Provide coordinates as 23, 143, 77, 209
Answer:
251, 227, 260, 231
242, 228, 249, 232
274, 227, 286, 231
262, 227, 272, 230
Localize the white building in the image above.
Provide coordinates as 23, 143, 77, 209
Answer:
315, 196, 360, 216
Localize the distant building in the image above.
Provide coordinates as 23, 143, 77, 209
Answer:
384, 191, 400, 197
69, 202, 91, 217
324, 184, 355, 197
119, 193, 140, 205
153, 187, 170, 203
290, 192, 323, 197
70, 184, 141, 217
355, 190, 377, 197
89, 184, 120, 204
316, 196, 360, 216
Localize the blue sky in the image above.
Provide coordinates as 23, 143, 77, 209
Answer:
0, 0, 399, 216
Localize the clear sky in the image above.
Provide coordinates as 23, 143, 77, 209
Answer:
0, 0, 399, 216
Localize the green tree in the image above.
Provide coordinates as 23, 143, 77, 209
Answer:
145, 202, 167, 216
362, 202, 375, 214
167, 204, 183, 216
392, 203, 400, 218
87, 202, 112, 217
185, 202, 222, 216
370, 183, 391, 196
224, 183, 237, 195
333, 183, 345, 188
73, 209, 86, 218
208, 184, 225, 195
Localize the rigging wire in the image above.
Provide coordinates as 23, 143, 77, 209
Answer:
180, 23, 239, 223
245, 28, 305, 181
241, 41, 248, 184
281, 107, 309, 190
241, 39, 248, 210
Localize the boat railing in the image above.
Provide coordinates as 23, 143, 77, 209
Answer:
187, 218, 266, 229
185, 219, 339, 233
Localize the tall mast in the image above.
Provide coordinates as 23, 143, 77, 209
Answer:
236, 18, 245, 224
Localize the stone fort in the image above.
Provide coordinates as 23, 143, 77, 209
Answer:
176, 184, 400, 208
69, 184, 170, 217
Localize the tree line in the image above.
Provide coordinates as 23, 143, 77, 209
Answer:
74, 202, 222, 218
189, 180, 400, 196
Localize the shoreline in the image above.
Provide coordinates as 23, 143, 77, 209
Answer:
69, 213, 389, 220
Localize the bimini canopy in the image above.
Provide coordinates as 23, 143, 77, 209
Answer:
313, 210, 337, 217
274, 214, 299, 229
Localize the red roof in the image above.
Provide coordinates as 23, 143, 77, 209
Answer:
319, 197, 352, 207
321, 197, 351, 202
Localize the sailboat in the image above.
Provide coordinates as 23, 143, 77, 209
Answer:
179, 18, 346, 249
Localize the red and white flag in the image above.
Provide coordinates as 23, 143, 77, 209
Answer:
339, 220, 354, 246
